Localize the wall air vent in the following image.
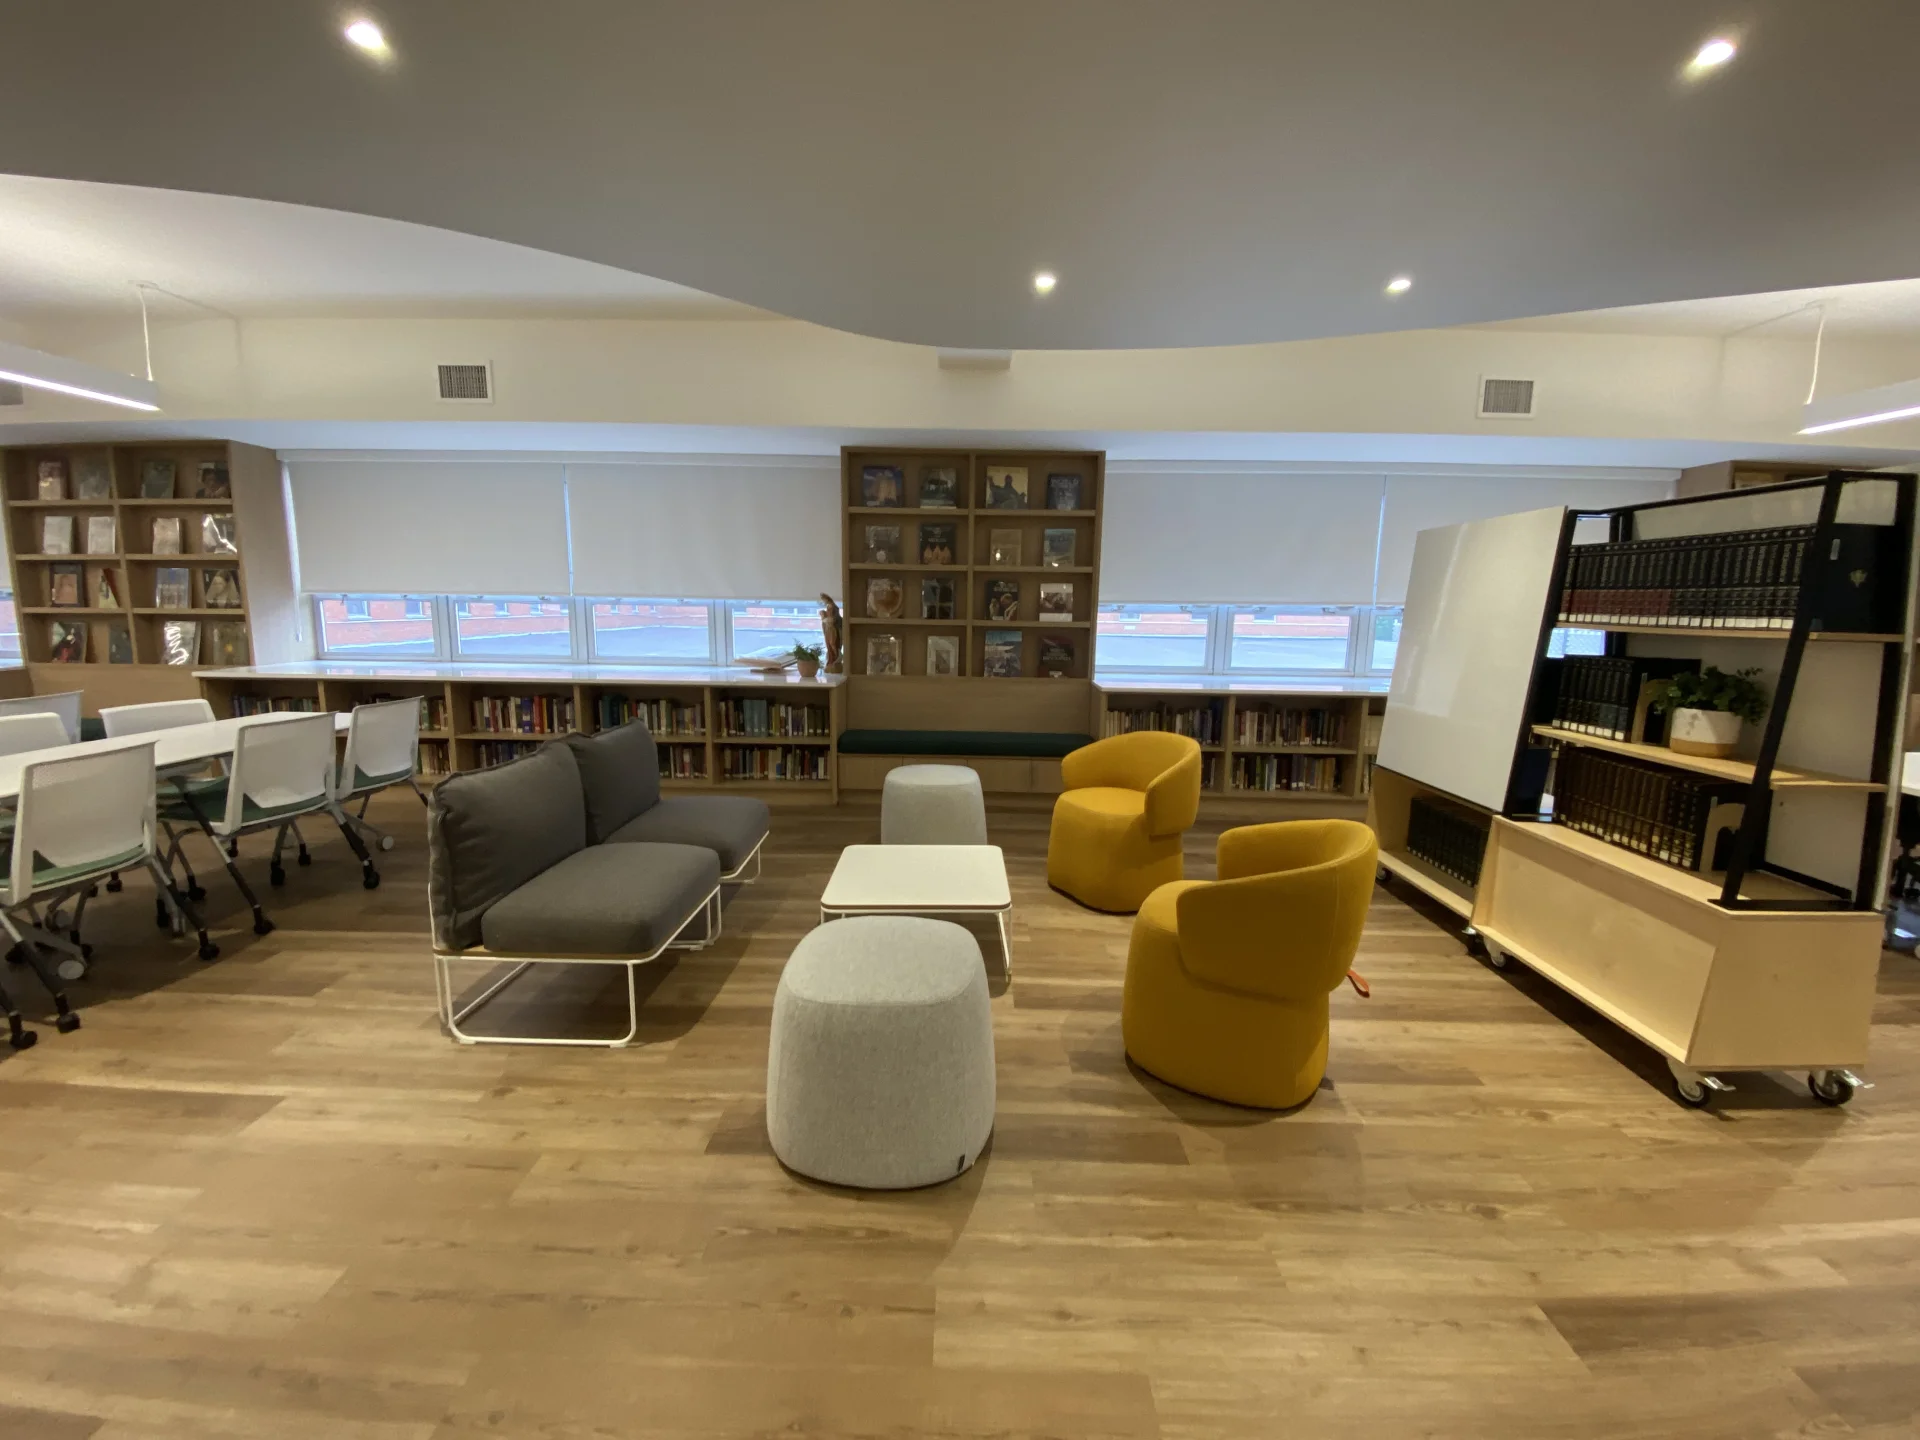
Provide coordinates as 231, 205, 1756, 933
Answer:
0, 381, 22, 406
436, 363, 493, 403
1478, 376, 1535, 418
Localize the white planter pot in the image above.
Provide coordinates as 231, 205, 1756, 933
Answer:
1669, 707, 1742, 759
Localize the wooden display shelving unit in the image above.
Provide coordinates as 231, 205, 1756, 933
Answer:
3, 439, 295, 712
197, 664, 845, 803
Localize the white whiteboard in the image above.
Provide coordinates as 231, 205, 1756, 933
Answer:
1377, 506, 1567, 812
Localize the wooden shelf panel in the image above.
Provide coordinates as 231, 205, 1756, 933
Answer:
118, 497, 233, 508
1556, 620, 1898, 643
1498, 818, 1835, 908
1531, 725, 1880, 790
1377, 846, 1477, 919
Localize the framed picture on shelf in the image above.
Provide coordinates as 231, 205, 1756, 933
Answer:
1039, 634, 1075, 678
983, 628, 1023, 677
139, 458, 176, 498
106, 623, 133, 665
195, 462, 231, 499
984, 465, 1029, 509
155, 566, 192, 609
860, 465, 904, 507
989, 529, 1022, 566
75, 457, 113, 500
1042, 528, 1075, 568
918, 522, 956, 565
865, 576, 904, 619
204, 567, 243, 608
1039, 581, 1074, 619
986, 578, 1020, 621
1046, 473, 1081, 510
200, 514, 237, 554
40, 515, 74, 555
151, 516, 183, 554
920, 578, 955, 620
864, 524, 903, 563
47, 619, 86, 663
48, 563, 82, 608
926, 635, 959, 676
205, 620, 248, 667
85, 514, 117, 556
918, 465, 958, 508
36, 460, 67, 500
866, 633, 901, 676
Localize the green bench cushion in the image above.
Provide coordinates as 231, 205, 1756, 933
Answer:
837, 729, 1093, 760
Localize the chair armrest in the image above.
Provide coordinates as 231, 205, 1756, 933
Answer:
1143, 746, 1203, 838
1217, 820, 1355, 881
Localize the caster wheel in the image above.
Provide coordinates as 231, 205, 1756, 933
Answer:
379, 835, 395, 852
1809, 1071, 1856, 1107
253, 918, 275, 937
55, 1013, 80, 1034
197, 941, 221, 962
55, 958, 86, 982
9, 1028, 37, 1051
1375, 865, 1389, 884
298, 851, 312, 867
363, 871, 381, 891
79, 942, 93, 960
155, 900, 172, 929
4, 943, 22, 966
269, 864, 287, 887
1463, 932, 1489, 960
1674, 1074, 1712, 1107
187, 884, 207, 903
1486, 948, 1509, 970
105, 876, 123, 893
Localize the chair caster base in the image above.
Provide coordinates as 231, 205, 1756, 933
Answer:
4, 943, 21, 966
297, 848, 312, 867
55, 1013, 80, 1034
252, 917, 275, 937
362, 870, 381, 890
269, 864, 286, 887
197, 940, 221, 962
8, 1019, 36, 1050
187, 884, 207, 902
105, 875, 123, 893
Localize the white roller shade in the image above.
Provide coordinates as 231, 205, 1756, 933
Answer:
289, 460, 570, 594
567, 460, 839, 600
1102, 469, 1384, 604
1377, 473, 1673, 605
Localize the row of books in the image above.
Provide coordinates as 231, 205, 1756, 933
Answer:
473, 740, 541, 769
468, 695, 577, 735
1553, 747, 1745, 873
1406, 795, 1490, 887
859, 462, 1085, 511
865, 631, 1075, 678
717, 699, 830, 738
231, 695, 321, 717
718, 745, 830, 782
1547, 657, 1678, 743
1102, 703, 1223, 745
598, 694, 704, 736
1200, 754, 1220, 790
861, 524, 1079, 569
1559, 525, 1813, 628
1234, 706, 1348, 749
417, 741, 451, 777
33, 513, 235, 557
29, 455, 230, 501
864, 576, 1075, 621
1229, 754, 1344, 793
46, 617, 241, 666
660, 743, 707, 780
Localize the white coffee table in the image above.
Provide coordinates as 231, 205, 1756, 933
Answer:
819, 844, 1013, 974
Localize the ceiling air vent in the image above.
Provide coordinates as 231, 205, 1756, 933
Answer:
436, 363, 493, 403
0, 381, 22, 406
1478, 377, 1535, 419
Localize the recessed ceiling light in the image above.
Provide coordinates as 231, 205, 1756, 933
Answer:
1688, 36, 1737, 72
1385, 276, 1413, 296
1032, 271, 1057, 296
344, 18, 390, 55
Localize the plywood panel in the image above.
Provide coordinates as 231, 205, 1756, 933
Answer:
1688, 912, 1882, 1069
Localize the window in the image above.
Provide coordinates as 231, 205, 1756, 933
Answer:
1369, 607, 1402, 672
453, 597, 572, 658
588, 600, 713, 662
729, 601, 821, 662
0, 590, 19, 664
1228, 606, 1354, 672
313, 595, 439, 657
1096, 603, 1211, 670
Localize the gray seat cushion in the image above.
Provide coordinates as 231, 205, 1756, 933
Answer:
428, 742, 586, 952
604, 794, 770, 872
565, 723, 661, 845
479, 843, 720, 957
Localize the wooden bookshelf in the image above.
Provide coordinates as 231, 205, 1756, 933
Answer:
197, 664, 845, 803
3, 439, 295, 712
1527, 726, 1884, 790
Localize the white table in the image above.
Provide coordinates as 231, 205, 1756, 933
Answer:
819, 844, 1013, 973
0, 711, 350, 803
1902, 752, 1920, 798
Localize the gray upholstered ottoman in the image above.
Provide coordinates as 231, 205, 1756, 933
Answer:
766, 915, 995, 1189
880, 764, 988, 845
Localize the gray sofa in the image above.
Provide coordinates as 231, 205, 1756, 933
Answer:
428, 724, 769, 1047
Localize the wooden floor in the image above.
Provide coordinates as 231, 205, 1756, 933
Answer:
2, 794, 1919, 1438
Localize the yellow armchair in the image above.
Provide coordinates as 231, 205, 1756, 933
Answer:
1046, 731, 1203, 913
1122, 819, 1377, 1109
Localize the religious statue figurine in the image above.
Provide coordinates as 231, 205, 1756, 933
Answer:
818, 592, 845, 674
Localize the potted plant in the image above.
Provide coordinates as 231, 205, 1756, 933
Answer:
1652, 666, 1768, 758
791, 642, 823, 680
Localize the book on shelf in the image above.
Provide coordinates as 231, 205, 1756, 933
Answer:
203, 567, 242, 608
926, 634, 959, 676
1103, 701, 1224, 744
988, 528, 1021, 566
920, 577, 955, 620
864, 524, 903, 563
469, 694, 576, 734
74, 457, 112, 500
1551, 745, 1746, 873
743, 649, 798, 673
659, 742, 708, 780
985, 578, 1019, 621
1362, 711, 1384, 751
719, 744, 829, 782
96, 569, 121, 609
151, 516, 183, 554
1041, 528, 1075, 568
1547, 656, 1687, 743
918, 465, 958, 508
598, 693, 703, 734
984, 465, 1029, 509
1038, 634, 1074, 678
474, 740, 542, 769
85, 514, 116, 555
36, 459, 67, 500
48, 563, 82, 607
918, 522, 956, 565
1046, 473, 1081, 510
865, 576, 904, 618
1038, 581, 1073, 619
983, 628, 1023, 677
860, 465, 904, 507
195, 461, 231, 499
40, 514, 74, 555
139, 458, 176, 499
719, 697, 829, 738
866, 633, 901, 675
1231, 753, 1344, 793
231, 694, 320, 716
160, 619, 199, 666
154, 567, 191, 609
200, 514, 237, 554
106, 623, 132, 665
1406, 794, 1491, 886
1234, 705, 1347, 748
417, 742, 451, 777
204, 620, 247, 667
46, 618, 86, 663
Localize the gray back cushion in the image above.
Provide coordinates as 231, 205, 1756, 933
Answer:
428, 741, 586, 951
565, 722, 661, 845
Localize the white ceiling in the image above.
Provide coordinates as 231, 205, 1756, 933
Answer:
1484, 278, 1920, 340
2, 2, 1917, 351
0, 175, 763, 323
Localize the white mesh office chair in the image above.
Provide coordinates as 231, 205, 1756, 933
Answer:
0, 713, 72, 756
0, 742, 214, 1048
333, 698, 427, 852
0, 691, 83, 743
102, 697, 223, 908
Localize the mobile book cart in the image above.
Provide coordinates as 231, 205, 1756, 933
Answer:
1369, 473, 1915, 1107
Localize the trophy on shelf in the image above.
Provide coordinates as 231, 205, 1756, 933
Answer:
818, 592, 845, 674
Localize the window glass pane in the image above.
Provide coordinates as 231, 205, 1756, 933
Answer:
315, 595, 437, 656
731, 601, 822, 661
1547, 626, 1607, 659
1228, 606, 1352, 670
454, 597, 572, 658
588, 600, 712, 661
0, 592, 19, 663
1370, 607, 1402, 672
1096, 603, 1210, 669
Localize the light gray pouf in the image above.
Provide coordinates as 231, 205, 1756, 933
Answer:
881, 764, 988, 845
767, 916, 995, 1189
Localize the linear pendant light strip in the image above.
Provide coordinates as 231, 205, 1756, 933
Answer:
1799, 375, 1920, 435
0, 338, 159, 412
